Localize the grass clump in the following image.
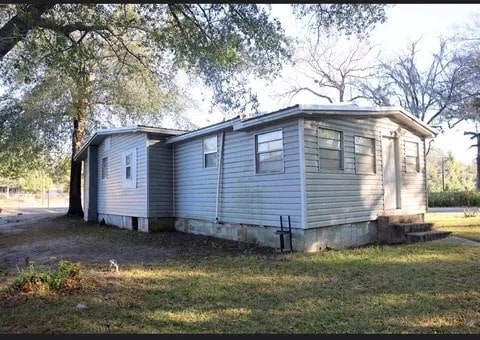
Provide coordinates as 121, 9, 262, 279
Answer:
8, 260, 82, 294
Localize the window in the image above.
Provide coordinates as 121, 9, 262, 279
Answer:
405, 141, 420, 172
256, 129, 284, 173
122, 148, 136, 188
101, 157, 108, 180
354, 136, 376, 173
203, 135, 217, 168
318, 127, 343, 170
104, 136, 112, 150
125, 154, 132, 179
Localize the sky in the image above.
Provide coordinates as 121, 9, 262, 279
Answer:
189, 4, 480, 165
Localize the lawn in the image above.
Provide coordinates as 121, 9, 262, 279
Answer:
0, 215, 479, 334
425, 212, 480, 241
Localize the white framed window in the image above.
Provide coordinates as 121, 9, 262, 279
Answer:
121, 148, 137, 188
354, 135, 376, 174
255, 129, 284, 174
104, 136, 112, 150
203, 135, 217, 168
318, 127, 343, 170
405, 141, 420, 173
101, 157, 108, 180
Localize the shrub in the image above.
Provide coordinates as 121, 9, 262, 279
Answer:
428, 191, 480, 207
8, 260, 82, 294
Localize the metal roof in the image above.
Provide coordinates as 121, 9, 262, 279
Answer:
74, 104, 437, 161
166, 104, 437, 144
73, 125, 185, 161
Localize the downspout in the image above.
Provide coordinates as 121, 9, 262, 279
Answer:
423, 138, 428, 213
172, 143, 175, 217
215, 131, 225, 224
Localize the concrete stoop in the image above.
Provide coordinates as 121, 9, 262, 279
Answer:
406, 230, 452, 243
377, 214, 451, 244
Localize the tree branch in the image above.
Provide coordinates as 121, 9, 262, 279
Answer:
0, 3, 55, 59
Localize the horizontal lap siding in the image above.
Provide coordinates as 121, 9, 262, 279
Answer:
148, 138, 173, 217
305, 117, 427, 228
174, 120, 302, 228
400, 131, 427, 211
97, 133, 147, 217
174, 136, 217, 219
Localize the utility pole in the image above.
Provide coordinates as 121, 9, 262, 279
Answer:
441, 155, 445, 192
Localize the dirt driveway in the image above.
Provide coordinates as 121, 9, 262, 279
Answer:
1, 207, 479, 279
0, 210, 276, 277
0, 207, 67, 233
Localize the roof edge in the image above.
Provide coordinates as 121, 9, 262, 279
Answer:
74, 125, 186, 161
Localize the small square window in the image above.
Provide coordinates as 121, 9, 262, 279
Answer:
125, 154, 131, 179
318, 127, 343, 170
203, 135, 217, 168
122, 148, 136, 188
405, 141, 420, 172
354, 136, 376, 174
256, 130, 284, 173
104, 136, 112, 150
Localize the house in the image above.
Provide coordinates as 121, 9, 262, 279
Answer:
74, 104, 437, 252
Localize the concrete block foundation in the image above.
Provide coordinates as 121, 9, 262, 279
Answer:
94, 215, 379, 252
97, 214, 174, 233
175, 218, 378, 252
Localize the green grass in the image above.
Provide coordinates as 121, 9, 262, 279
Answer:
0, 216, 479, 333
426, 212, 480, 241
2, 245, 480, 334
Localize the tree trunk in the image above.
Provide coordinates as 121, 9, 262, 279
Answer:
66, 116, 86, 217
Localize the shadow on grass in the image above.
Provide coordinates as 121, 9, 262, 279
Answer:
0, 216, 479, 333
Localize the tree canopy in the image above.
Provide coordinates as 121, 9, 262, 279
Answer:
0, 3, 390, 216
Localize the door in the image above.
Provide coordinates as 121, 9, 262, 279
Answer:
382, 136, 400, 210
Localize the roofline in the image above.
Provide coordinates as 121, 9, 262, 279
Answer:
233, 104, 437, 137
75, 105, 437, 160
165, 116, 241, 144
74, 125, 186, 161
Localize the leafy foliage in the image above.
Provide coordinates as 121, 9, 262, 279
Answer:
427, 148, 476, 192
292, 4, 389, 38
0, 97, 46, 180
0, 3, 390, 216
8, 260, 82, 294
428, 191, 480, 207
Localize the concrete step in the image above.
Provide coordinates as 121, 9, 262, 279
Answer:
390, 222, 435, 233
406, 230, 452, 243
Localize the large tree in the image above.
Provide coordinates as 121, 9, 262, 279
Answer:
278, 32, 379, 104
0, 4, 389, 217
360, 38, 480, 129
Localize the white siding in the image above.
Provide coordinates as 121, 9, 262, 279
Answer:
147, 137, 174, 217
304, 117, 427, 228
97, 133, 148, 217
400, 131, 427, 212
174, 120, 303, 228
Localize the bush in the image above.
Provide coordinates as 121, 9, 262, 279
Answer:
428, 191, 480, 207
8, 260, 82, 294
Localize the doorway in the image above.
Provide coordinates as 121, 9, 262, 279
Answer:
382, 136, 401, 210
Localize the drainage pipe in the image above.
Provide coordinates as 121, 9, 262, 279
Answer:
172, 143, 175, 217
215, 131, 225, 223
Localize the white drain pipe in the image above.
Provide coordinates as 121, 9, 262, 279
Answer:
215, 131, 225, 223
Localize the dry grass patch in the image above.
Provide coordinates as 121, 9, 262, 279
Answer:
426, 212, 480, 241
